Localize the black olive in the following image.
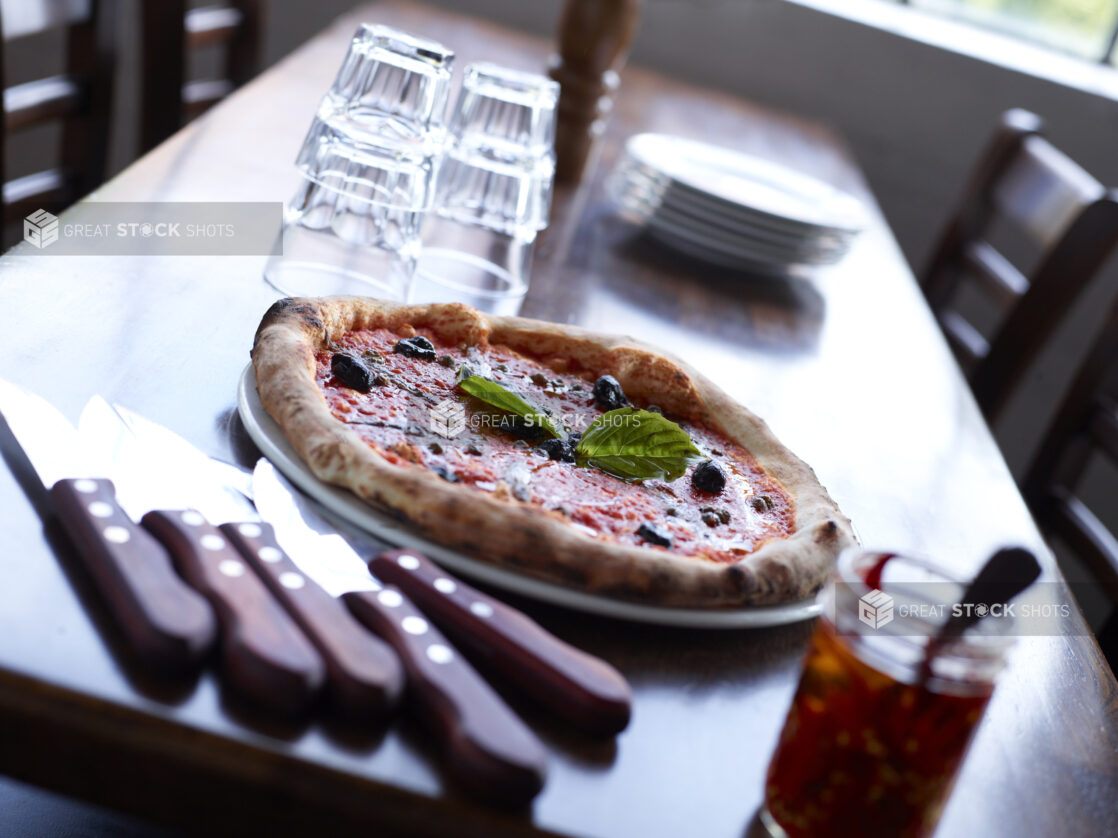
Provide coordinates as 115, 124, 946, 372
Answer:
692, 460, 727, 495
593, 375, 628, 411
331, 353, 374, 392
751, 495, 774, 512
530, 372, 548, 386
393, 336, 437, 361
636, 522, 672, 548
504, 417, 549, 442
428, 442, 443, 454
700, 506, 732, 527
538, 437, 576, 463
437, 355, 455, 367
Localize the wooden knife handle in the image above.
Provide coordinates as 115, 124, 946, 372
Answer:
371, 550, 632, 736
142, 510, 325, 715
344, 587, 547, 806
49, 478, 216, 674
220, 521, 404, 722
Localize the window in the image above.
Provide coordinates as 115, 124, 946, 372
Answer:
891, 0, 1118, 62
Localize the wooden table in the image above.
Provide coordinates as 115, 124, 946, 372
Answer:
0, 4, 1115, 836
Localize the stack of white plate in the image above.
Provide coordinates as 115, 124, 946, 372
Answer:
607, 133, 866, 274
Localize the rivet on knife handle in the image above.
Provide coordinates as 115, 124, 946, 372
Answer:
49, 478, 216, 674
372, 550, 632, 736
220, 521, 404, 722
343, 587, 547, 807
143, 510, 325, 715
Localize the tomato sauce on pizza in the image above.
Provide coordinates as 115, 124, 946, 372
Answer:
317, 326, 793, 562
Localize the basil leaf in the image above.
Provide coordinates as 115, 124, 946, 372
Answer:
457, 372, 561, 439
575, 408, 704, 482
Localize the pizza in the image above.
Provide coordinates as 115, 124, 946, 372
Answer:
251, 296, 855, 607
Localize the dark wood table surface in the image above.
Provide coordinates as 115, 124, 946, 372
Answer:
1, 3, 1115, 836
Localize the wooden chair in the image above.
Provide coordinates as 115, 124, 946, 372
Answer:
0, 1, 117, 228
922, 109, 1118, 423
139, 0, 263, 153
1023, 295, 1118, 661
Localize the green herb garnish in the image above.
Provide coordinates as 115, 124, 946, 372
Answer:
575, 408, 703, 482
457, 370, 561, 439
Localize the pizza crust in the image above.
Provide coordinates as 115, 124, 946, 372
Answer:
251, 296, 856, 607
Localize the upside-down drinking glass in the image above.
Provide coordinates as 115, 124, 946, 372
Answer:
410, 62, 558, 314
264, 25, 454, 299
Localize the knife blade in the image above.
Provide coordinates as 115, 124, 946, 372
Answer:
79, 397, 326, 716
0, 379, 216, 674
251, 459, 547, 805
105, 402, 403, 723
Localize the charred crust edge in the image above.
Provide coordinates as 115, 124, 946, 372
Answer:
253, 297, 326, 350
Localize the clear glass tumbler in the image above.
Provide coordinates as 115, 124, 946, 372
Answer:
762, 548, 1013, 838
450, 62, 559, 159
410, 149, 553, 314
265, 24, 454, 299
411, 62, 557, 314
315, 23, 454, 141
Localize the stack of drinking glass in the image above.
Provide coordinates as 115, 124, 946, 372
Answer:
264, 24, 559, 316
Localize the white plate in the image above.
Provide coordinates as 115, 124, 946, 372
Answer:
644, 210, 843, 272
237, 365, 821, 629
612, 181, 844, 270
608, 165, 855, 271
648, 207, 850, 265
658, 190, 857, 249
617, 175, 851, 259
625, 133, 867, 235
618, 158, 860, 245
643, 226, 810, 275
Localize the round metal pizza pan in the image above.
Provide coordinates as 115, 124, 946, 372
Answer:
237, 364, 822, 629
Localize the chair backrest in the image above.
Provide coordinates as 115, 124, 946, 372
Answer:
922, 109, 1118, 423
139, 0, 262, 154
1023, 297, 1118, 603
0, 0, 117, 228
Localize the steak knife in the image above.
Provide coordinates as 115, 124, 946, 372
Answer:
245, 473, 631, 735
79, 397, 326, 716
104, 402, 406, 723
234, 446, 631, 733
250, 459, 547, 805
0, 379, 216, 674
370, 549, 632, 736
